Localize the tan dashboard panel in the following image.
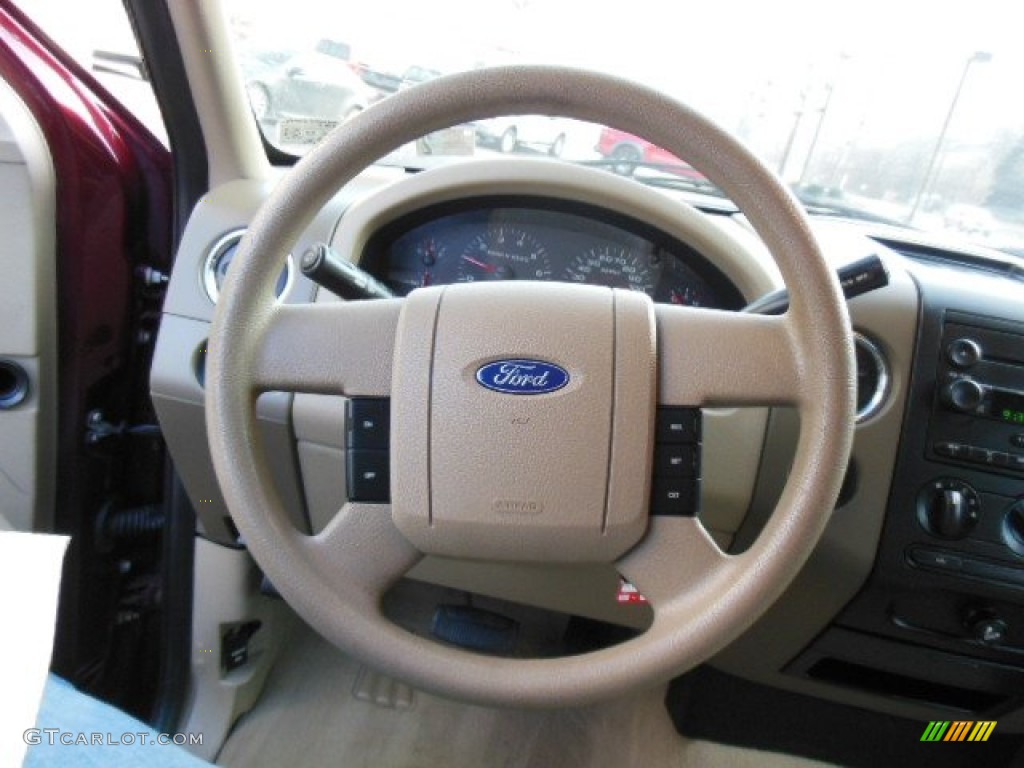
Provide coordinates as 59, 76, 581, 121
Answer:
712, 246, 924, 716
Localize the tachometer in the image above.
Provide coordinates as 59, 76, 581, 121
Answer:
565, 246, 655, 294
456, 226, 552, 282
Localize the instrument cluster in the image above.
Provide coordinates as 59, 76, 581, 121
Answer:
359, 198, 744, 309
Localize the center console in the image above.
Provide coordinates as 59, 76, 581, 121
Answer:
788, 273, 1024, 717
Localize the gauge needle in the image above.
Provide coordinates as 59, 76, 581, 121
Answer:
461, 255, 497, 273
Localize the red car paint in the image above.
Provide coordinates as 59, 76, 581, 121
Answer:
0, 1, 172, 685
596, 126, 706, 181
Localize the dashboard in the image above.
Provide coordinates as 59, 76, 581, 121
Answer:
152, 157, 1024, 733
358, 197, 744, 309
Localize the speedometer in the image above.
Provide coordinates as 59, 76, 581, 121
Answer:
565, 246, 656, 294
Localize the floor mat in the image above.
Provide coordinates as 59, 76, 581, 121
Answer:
216, 624, 834, 768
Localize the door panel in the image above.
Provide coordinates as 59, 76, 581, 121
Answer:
0, 76, 56, 531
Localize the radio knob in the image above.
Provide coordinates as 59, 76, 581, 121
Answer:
947, 338, 981, 368
942, 378, 984, 413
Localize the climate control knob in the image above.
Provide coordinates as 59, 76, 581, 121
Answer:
942, 378, 984, 413
918, 478, 980, 539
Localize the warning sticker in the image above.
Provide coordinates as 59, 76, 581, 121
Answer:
616, 579, 648, 604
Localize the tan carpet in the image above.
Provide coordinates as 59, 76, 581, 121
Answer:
216, 625, 834, 768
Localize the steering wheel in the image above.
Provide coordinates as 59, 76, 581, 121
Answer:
206, 66, 855, 707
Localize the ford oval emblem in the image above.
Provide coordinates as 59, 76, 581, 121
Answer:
476, 359, 569, 395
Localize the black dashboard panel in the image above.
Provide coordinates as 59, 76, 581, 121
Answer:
359, 196, 744, 309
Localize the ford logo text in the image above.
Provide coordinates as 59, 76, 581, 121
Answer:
475, 359, 569, 395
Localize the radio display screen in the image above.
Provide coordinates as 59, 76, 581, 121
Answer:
992, 389, 1024, 425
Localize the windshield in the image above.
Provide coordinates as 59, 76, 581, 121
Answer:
224, 0, 1024, 255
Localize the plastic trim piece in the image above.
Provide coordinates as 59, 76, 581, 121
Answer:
200, 228, 294, 304
854, 332, 890, 423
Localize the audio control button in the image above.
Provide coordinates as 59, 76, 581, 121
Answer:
941, 378, 985, 413
1011, 434, 1024, 450
968, 446, 992, 464
961, 558, 1024, 588
947, 338, 982, 369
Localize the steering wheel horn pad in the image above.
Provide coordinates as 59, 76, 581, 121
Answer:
205, 66, 855, 707
392, 281, 655, 562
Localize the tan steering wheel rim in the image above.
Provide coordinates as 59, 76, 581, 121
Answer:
206, 66, 855, 707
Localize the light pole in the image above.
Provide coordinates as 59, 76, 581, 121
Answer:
907, 50, 992, 224
799, 53, 851, 186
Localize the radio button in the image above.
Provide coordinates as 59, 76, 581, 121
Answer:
968, 446, 992, 464
947, 338, 982, 368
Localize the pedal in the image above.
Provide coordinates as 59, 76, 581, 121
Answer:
430, 604, 519, 655
352, 665, 415, 709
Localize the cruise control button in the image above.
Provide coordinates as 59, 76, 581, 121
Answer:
347, 398, 390, 449
347, 449, 390, 502
655, 445, 698, 477
650, 477, 699, 516
656, 407, 701, 444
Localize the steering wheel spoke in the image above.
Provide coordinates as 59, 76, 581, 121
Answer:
300, 502, 421, 602
656, 306, 801, 406
617, 516, 729, 606
252, 300, 402, 395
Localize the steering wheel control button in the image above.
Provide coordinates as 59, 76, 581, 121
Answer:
917, 478, 980, 540
650, 477, 699, 516
347, 397, 390, 449
656, 407, 701, 443
347, 450, 390, 502
651, 407, 702, 516
655, 445, 699, 477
